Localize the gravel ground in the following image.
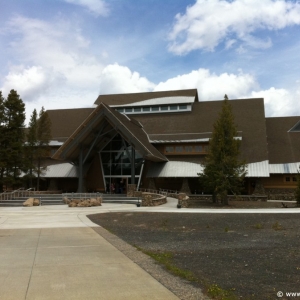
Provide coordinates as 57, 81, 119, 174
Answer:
88, 212, 300, 300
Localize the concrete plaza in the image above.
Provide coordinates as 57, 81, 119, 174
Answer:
0, 203, 181, 300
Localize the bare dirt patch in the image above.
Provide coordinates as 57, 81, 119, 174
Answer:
88, 212, 300, 300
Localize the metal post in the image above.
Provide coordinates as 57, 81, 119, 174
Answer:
131, 147, 135, 184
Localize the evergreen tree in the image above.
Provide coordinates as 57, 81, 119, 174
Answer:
199, 95, 247, 205
36, 107, 52, 190
2, 90, 26, 189
0, 91, 5, 192
25, 109, 38, 188
295, 167, 300, 207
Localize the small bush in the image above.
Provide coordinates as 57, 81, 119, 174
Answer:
207, 284, 237, 300
272, 222, 282, 231
254, 223, 263, 229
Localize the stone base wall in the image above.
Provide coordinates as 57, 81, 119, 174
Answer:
141, 192, 167, 206
181, 194, 268, 207
265, 188, 296, 200
127, 184, 136, 197
133, 191, 143, 198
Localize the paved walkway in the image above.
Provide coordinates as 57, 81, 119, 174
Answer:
0, 199, 299, 300
0, 202, 182, 300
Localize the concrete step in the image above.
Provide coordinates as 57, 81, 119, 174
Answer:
1, 193, 139, 206
0, 200, 24, 207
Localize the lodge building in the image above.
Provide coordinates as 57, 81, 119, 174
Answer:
40, 89, 299, 196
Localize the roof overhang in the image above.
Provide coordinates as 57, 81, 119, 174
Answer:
52, 103, 167, 163
147, 160, 270, 178
269, 162, 300, 174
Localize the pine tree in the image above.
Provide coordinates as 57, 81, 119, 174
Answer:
0, 91, 5, 192
2, 90, 26, 189
25, 109, 38, 188
36, 107, 52, 190
199, 95, 247, 205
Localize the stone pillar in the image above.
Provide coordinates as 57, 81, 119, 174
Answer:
252, 178, 265, 195
177, 193, 189, 208
180, 178, 191, 194
127, 184, 136, 197
148, 178, 156, 191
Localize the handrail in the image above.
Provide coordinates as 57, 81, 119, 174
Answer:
0, 188, 39, 201
62, 192, 102, 200
138, 188, 179, 196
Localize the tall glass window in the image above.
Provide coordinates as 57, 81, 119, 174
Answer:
100, 135, 143, 177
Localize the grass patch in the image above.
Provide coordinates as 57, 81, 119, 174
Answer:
207, 284, 238, 300
254, 223, 263, 229
272, 221, 283, 231
135, 246, 197, 282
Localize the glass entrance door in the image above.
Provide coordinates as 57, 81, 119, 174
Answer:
101, 134, 143, 193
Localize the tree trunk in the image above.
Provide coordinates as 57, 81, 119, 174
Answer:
212, 192, 217, 203
222, 193, 229, 205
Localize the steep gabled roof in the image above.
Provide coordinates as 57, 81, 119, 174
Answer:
52, 103, 167, 163
94, 89, 198, 106
46, 108, 94, 141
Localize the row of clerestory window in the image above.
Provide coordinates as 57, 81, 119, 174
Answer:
115, 104, 189, 114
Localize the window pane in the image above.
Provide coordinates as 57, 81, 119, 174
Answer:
125, 108, 132, 113
122, 164, 131, 175
134, 107, 141, 112
161, 106, 168, 111
165, 146, 174, 153
142, 107, 150, 112
179, 105, 187, 110
175, 146, 183, 153
185, 146, 193, 152
194, 145, 202, 152
286, 177, 290, 182
170, 105, 177, 111
102, 164, 110, 175
116, 108, 123, 113
151, 106, 159, 111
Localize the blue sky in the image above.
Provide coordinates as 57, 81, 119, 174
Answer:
1, 0, 300, 122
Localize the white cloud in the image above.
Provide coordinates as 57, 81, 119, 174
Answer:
169, 0, 300, 54
1, 16, 104, 102
63, 0, 109, 16
154, 68, 257, 100
1, 14, 299, 124
249, 87, 300, 117
98, 63, 155, 94
2, 66, 65, 101
0, 15, 107, 123
154, 67, 300, 116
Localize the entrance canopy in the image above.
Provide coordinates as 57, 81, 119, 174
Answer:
52, 103, 167, 164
